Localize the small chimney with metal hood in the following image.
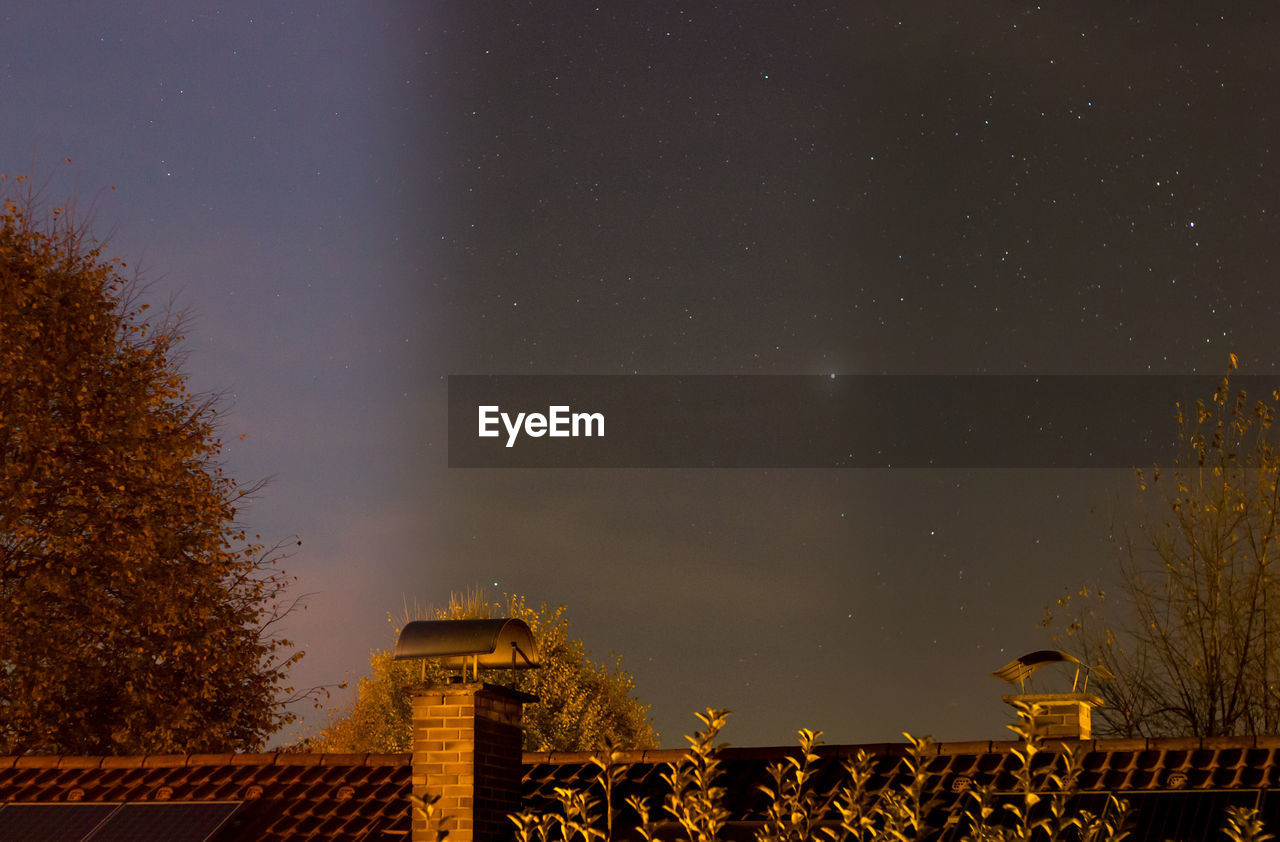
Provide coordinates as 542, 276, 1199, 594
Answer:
991, 649, 1109, 740
393, 618, 541, 842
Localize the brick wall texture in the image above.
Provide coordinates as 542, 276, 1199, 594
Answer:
1003, 693, 1102, 741
1030, 701, 1093, 740
411, 683, 525, 842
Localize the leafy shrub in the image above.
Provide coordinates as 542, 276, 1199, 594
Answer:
512, 702, 1272, 841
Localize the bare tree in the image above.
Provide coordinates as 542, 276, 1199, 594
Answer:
1048, 363, 1280, 736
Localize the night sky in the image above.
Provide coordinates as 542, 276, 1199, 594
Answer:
5, 3, 1279, 747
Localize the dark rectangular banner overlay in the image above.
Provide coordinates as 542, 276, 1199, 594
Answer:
448, 375, 1278, 468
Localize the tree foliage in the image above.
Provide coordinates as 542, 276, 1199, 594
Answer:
0, 184, 301, 754
1048, 365, 1280, 736
308, 591, 658, 752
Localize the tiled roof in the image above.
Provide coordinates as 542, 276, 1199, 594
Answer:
0, 753, 411, 841
522, 737, 1280, 840
523, 736, 1280, 800
5, 737, 1280, 840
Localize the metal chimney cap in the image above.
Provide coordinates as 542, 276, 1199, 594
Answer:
393, 618, 540, 670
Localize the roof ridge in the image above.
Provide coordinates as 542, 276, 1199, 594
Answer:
8, 736, 1280, 772
0, 751, 413, 770
521, 734, 1280, 765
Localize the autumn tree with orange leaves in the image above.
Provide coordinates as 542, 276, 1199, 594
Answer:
309, 590, 656, 753
0, 182, 302, 754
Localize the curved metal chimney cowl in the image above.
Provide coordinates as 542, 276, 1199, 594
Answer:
393, 618, 540, 682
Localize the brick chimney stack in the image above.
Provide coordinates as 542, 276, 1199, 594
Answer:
410, 682, 532, 842
1002, 692, 1104, 740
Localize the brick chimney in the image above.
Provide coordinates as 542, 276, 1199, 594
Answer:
1002, 692, 1104, 740
410, 682, 533, 842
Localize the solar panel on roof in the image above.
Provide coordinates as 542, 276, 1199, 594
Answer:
85, 802, 241, 842
1125, 790, 1262, 842
0, 803, 119, 842
1261, 789, 1280, 834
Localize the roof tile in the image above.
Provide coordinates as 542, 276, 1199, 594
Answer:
1101, 738, 1148, 752
140, 754, 188, 768
99, 756, 146, 770
13, 756, 62, 769
5, 740, 1280, 838
317, 754, 372, 767
937, 740, 993, 755
57, 756, 105, 769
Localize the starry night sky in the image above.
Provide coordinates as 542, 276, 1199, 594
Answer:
4, 3, 1279, 747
